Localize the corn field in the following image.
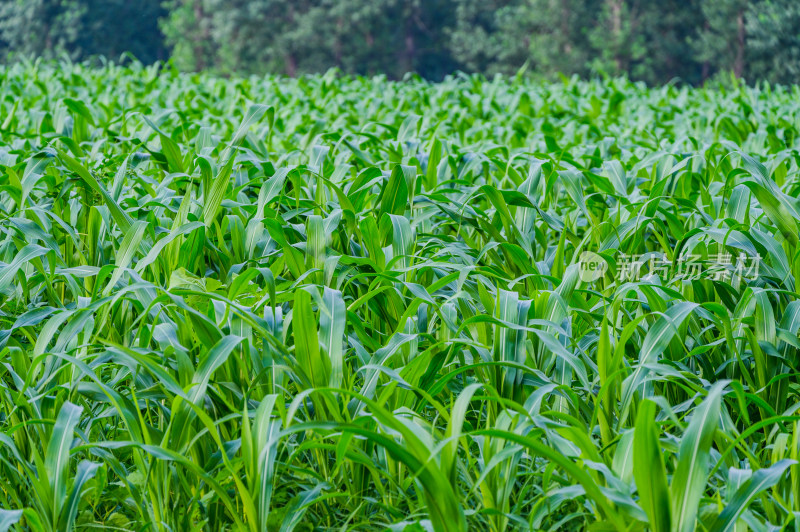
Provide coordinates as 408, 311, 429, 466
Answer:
1, 61, 800, 531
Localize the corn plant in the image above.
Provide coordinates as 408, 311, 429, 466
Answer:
0, 60, 799, 531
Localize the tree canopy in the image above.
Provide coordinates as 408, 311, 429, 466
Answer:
0, 0, 798, 84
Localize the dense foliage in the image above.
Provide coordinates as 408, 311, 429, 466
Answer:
2, 0, 800, 83
0, 0, 167, 64
2, 61, 800, 531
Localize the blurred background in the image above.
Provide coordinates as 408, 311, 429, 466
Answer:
0, 0, 798, 85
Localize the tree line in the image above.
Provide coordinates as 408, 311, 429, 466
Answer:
1, 0, 798, 85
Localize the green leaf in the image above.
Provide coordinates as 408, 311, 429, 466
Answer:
60, 151, 134, 232
45, 402, 83, 521
319, 287, 346, 389
634, 400, 671, 532
379, 165, 409, 218
670, 381, 727, 532
293, 288, 329, 388
709, 460, 796, 532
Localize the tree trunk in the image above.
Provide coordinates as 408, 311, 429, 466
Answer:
335, 18, 343, 69
560, 0, 571, 57
608, 0, 623, 73
193, 0, 207, 71
734, 9, 745, 78
401, 20, 414, 75
400, 5, 417, 76
404, 32, 415, 74
702, 20, 710, 81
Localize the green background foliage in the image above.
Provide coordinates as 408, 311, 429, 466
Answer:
1, 0, 800, 83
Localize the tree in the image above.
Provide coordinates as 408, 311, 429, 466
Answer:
449, 0, 702, 84
691, 0, 749, 80
81, 0, 166, 64
598, 0, 704, 85
160, 0, 217, 71
638, 0, 703, 85
0, 0, 165, 64
448, 0, 532, 76
160, 0, 457, 79
0, 0, 84, 59
585, 0, 702, 84
4, 0, 800, 86
746, 0, 800, 84
527, 0, 596, 78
